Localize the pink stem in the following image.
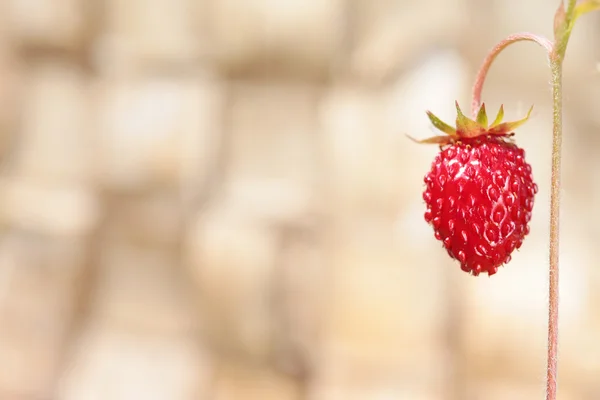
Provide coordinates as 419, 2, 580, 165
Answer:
546, 51, 563, 400
471, 33, 553, 117
471, 30, 562, 400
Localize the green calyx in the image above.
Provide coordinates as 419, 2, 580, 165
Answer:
409, 101, 533, 145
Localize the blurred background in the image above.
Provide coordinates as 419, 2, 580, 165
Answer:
0, 0, 599, 399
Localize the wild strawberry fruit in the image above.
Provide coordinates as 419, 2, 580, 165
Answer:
410, 102, 537, 276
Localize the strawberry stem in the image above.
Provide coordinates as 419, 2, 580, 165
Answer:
469, 2, 600, 400
546, 2, 579, 399
470, 33, 552, 118
546, 57, 562, 400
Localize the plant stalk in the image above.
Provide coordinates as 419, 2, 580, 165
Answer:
470, 3, 580, 397
471, 33, 553, 118
546, 56, 562, 400
545, 1, 579, 396
467, 2, 600, 399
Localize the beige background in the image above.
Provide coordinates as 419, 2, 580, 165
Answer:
0, 0, 598, 399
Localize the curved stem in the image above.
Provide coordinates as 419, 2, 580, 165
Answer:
471, 33, 553, 118
470, 4, 581, 400
466, 2, 600, 400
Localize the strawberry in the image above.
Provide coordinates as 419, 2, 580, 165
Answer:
410, 102, 537, 276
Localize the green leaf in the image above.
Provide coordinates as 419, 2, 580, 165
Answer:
406, 134, 451, 145
426, 111, 456, 136
490, 105, 505, 128
476, 103, 488, 128
455, 101, 482, 137
574, 0, 600, 20
488, 105, 534, 135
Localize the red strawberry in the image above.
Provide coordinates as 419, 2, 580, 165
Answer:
410, 102, 537, 276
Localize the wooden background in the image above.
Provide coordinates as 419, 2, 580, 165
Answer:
0, 0, 599, 399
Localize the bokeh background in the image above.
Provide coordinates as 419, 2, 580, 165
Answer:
0, 0, 599, 399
